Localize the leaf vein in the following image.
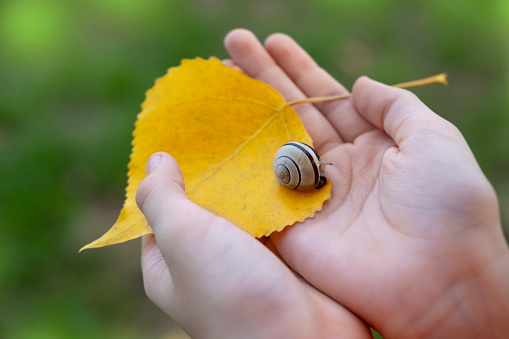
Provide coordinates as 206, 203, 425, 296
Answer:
187, 110, 281, 193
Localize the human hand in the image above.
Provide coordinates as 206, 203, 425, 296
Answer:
136, 153, 371, 338
224, 29, 509, 338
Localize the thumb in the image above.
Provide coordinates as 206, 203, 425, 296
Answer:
136, 152, 187, 238
352, 76, 461, 149
135, 152, 231, 266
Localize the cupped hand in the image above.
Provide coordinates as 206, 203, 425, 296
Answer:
136, 154, 371, 338
224, 29, 509, 338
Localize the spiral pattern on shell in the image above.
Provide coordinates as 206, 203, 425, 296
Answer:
273, 142, 326, 191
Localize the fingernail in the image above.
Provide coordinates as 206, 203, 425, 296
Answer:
147, 153, 162, 174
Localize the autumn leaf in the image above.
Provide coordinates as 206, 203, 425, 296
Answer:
80, 57, 332, 251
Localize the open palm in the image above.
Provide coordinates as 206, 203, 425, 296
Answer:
225, 29, 508, 338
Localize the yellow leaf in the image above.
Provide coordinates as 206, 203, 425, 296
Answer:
80, 57, 331, 251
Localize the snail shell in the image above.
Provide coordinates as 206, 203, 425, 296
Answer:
273, 142, 329, 191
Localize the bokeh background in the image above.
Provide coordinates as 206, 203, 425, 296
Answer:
1, 0, 508, 338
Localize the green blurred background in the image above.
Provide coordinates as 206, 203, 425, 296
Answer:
1, 0, 508, 338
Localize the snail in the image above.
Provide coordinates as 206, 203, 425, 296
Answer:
273, 142, 332, 191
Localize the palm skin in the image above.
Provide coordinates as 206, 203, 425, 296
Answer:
137, 29, 509, 338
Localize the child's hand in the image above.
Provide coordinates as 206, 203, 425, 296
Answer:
224, 29, 509, 338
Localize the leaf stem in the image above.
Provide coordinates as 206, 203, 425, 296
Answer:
286, 73, 448, 107
392, 72, 448, 89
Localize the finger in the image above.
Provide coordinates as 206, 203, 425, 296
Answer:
224, 29, 301, 100
221, 58, 236, 68
352, 76, 462, 149
264, 33, 375, 143
135, 152, 186, 241
221, 58, 243, 73
224, 28, 342, 152
141, 235, 174, 308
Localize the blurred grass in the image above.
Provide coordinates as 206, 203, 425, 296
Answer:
0, 0, 507, 337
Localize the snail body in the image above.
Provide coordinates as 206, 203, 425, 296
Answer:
273, 142, 330, 191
